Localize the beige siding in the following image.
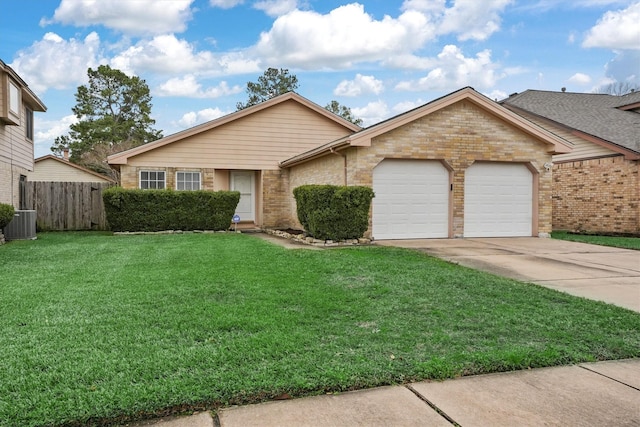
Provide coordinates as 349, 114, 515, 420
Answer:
1, 104, 33, 207
516, 112, 617, 161
0, 103, 33, 171
29, 158, 112, 182
127, 100, 352, 170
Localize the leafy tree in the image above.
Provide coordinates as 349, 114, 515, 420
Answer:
236, 68, 299, 110
325, 100, 363, 126
596, 81, 639, 96
52, 65, 162, 169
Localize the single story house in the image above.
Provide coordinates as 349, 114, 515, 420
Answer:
108, 87, 572, 239
502, 90, 640, 235
29, 153, 116, 183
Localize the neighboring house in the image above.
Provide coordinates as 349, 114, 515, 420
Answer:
108, 87, 572, 239
0, 59, 47, 208
502, 90, 640, 235
29, 153, 116, 183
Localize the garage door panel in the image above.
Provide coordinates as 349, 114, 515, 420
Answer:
373, 159, 449, 240
464, 162, 532, 237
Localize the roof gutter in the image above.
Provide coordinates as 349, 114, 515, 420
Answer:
279, 139, 352, 168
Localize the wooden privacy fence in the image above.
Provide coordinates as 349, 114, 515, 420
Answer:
23, 182, 115, 231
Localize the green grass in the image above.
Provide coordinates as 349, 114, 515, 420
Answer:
552, 230, 640, 250
1, 232, 639, 426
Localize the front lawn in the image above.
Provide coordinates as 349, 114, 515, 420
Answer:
552, 230, 640, 250
1, 232, 639, 426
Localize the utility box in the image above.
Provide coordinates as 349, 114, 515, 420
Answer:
3, 210, 37, 240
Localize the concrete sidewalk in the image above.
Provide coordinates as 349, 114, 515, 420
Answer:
136, 359, 640, 426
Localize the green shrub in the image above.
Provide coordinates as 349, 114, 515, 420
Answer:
0, 203, 16, 230
293, 185, 374, 240
103, 187, 240, 232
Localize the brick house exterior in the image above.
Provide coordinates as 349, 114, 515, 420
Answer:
502, 90, 640, 235
282, 87, 571, 238
0, 59, 47, 208
109, 87, 572, 239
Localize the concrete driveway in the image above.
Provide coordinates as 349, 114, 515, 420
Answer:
375, 237, 640, 312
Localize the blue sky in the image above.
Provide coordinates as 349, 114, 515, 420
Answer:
1, 0, 638, 158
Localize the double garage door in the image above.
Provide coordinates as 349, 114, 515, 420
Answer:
372, 160, 532, 239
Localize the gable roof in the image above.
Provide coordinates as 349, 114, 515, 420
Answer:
0, 59, 46, 112
280, 87, 572, 168
34, 155, 116, 182
108, 92, 361, 165
501, 90, 640, 156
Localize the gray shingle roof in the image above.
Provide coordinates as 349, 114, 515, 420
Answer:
501, 90, 640, 154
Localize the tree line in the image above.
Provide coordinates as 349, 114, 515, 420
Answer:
53, 66, 362, 181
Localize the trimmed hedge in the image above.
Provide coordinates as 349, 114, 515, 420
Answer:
0, 203, 16, 230
293, 185, 374, 241
103, 187, 240, 232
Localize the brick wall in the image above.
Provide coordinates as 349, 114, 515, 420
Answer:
553, 156, 639, 234
262, 168, 291, 228
0, 163, 28, 207
286, 100, 554, 237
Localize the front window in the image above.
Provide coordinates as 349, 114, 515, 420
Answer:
140, 170, 165, 189
176, 171, 201, 191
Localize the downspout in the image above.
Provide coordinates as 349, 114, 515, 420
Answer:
330, 147, 347, 185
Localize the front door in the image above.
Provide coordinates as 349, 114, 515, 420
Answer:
230, 171, 255, 222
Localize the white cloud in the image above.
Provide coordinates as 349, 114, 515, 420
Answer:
111, 34, 260, 77
254, 4, 435, 69
210, 0, 244, 8
111, 35, 214, 75
352, 100, 391, 127
252, 1, 515, 70
156, 75, 243, 98
583, 2, 640, 50
34, 114, 79, 153
383, 54, 437, 70
254, 0, 299, 17
568, 73, 592, 85
333, 74, 384, 97
604, 50, 640, 84
437, 0, 513, 41
485, 89, 508, 101
9, 32, 103, 93
395, 45, 500, 91
392, 99, 427, 115
178, 107, 231, 127
45, 0, 194, 36
401, 0, 446, 13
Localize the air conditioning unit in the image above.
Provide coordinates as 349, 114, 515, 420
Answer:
3, 210, 37, 240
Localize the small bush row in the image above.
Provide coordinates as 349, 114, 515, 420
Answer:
0, 203, 16, 230
293, 185, 374, 241
103, 187, 240, 232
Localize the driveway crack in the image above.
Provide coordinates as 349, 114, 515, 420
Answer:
405, 384, 461, 426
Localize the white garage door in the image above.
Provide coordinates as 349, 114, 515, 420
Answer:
464, 162, 532, 237
373, 159, 449, 240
